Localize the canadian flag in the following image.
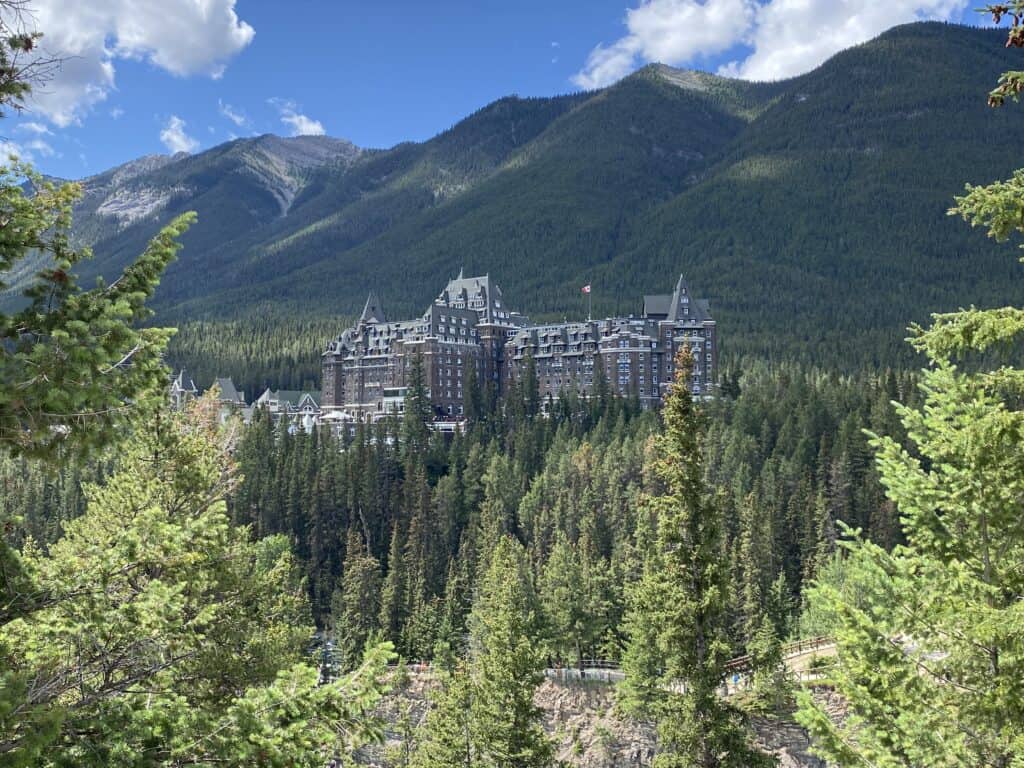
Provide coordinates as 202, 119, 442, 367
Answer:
581, 284, 591, 294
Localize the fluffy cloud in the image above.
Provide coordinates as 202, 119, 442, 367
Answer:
160, 115, 199, 154
0, 137, 57, 164
729, 0, 967, 80
573, 0, 968, 88
573, 0, 753, 89
269, 98, 325, 136
18, 0, 254, 126
573, 41, 641, 90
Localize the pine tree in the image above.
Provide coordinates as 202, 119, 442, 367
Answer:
747, 613, 788, 709
333, 526, 384, 668
468, 535, 552, 768
736, 491, 774, 646
0, 395, 392, 765
521, 353, 541, 419
540, 533, 592, 671
411, 664, 475, 768
403, 351, 433, 458
797, 52, 1024, 762
621, 347, 768, 768
464, 361, 483, 427
475, 453, 522, 575
0, 178, 195, 457
379, 521, 409, 650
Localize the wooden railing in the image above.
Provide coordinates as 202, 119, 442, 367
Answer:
723, 635, 833, 674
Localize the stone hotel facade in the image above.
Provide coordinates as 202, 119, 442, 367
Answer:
321, 273, 716, 418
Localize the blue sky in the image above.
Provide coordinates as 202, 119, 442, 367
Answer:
3, 0, 984, 179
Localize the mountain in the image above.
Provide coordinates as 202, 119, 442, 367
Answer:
27, 22, 1024, 389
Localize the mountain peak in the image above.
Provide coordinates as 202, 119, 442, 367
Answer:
234, 133, 363, 171
643, 64, 717, 91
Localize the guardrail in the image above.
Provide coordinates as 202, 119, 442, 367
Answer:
318, 638, 837, 691
723, 635, 833, 674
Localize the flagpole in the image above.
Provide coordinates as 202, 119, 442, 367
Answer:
588, 286, 592, 322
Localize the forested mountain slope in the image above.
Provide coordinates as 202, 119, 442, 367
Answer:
24, 22, 1024, 387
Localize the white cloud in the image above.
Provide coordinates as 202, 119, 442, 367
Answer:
729, 0, 967, 81
218, 98, 249, 128
573, 0, 753, 89
0, 140, 26, 160
159, 115, 199, 153
26, 138, 56, 157
573, 40, 643, 90
110, 107, 124, 119
0, 137, 56, 164
17, 121, 53, 135
282, 111, 325, 136
15, 0, 254, 127
269, 98, 325, 136
573, 0, 968, 88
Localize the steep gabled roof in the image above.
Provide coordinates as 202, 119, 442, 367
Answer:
644, 276, 714, 323
359, 292, 386, 325
298, 392, 321, 408
215, 377, 245, 404
273, 390, 322, 409
171, 369, 198, 393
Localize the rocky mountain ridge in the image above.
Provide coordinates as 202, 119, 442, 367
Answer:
11, 22, 1024, 378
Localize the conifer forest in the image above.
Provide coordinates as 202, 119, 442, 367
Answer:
4, 2, 1024, 767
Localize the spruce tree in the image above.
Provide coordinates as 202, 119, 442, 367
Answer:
379, 521, 409, 650
621, 347, 768, 768
468, 535, 552, 768
403, 351, 433, 457
464, 362, 483, 426
0, 395, 392, 765
540, 533, 592, 671
333, 526, 384, 668
521, 353, 541, 419
796, 312, 1024, 764
0, 179, 195, 457
411, 664, 475, 768
797, 36, 1024, 761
